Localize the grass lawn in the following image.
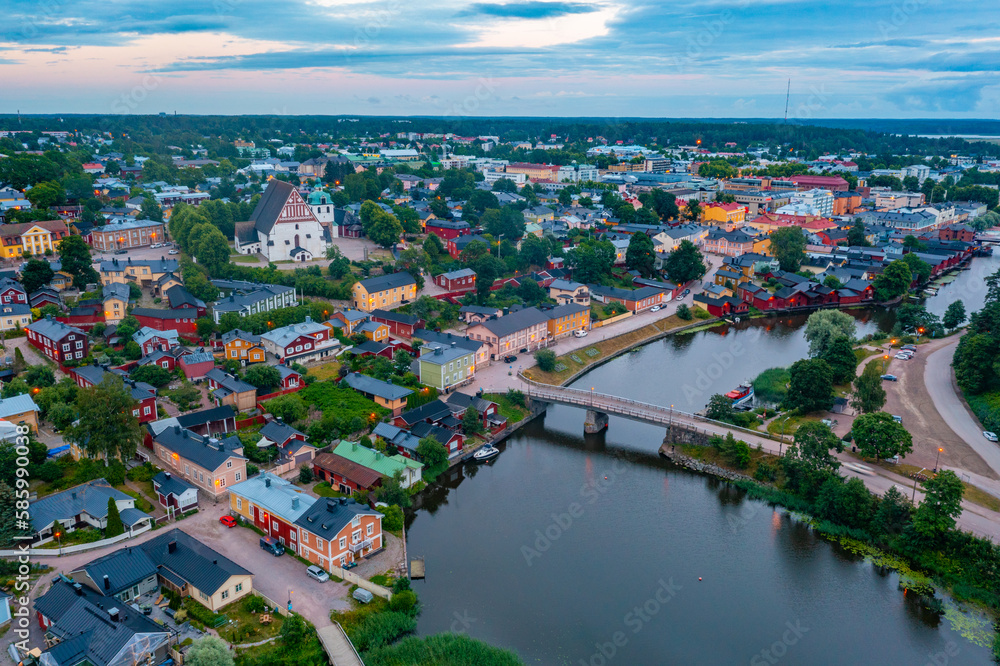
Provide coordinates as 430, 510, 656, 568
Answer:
964, 485, 1000, 513
483, 392, 528, 422
313, 482, 349, 498
230, 254, 262, 263
854, 347, 884, 364
118, 487, 155, 514
37, 528, 104, 549
309, 360, 342, 381
766, 412, 823, 436
523, 315, 693, 386
218, 596, 285, 644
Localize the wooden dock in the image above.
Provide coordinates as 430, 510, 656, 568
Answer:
410, 558, 425, 579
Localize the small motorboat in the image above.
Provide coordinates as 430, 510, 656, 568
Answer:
473, 444, 500, 462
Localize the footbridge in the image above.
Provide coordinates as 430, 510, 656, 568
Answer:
487, 377, 783, 455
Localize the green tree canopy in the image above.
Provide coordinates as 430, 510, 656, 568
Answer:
791, 421, 843, 472
785, 358, 834, 413
912, 470, 964, 543
625, 231, 656, 278
664, 240, 707, 285
852, 412, 913, 460
769, 227, 807, 272
66, 375, 143, 463
872, 260, 912, 302
20, 258, 55, 293
58, 234, 99, 289
804, 309, 857, 357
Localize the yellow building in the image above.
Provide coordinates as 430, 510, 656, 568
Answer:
102, 283, 130, 324
100, 257, 179, 286
701, 203, 746, 231
0, 393, 40, 433
223, 330, 268, 365
352, 273, 417, 313
753, 236, 772, 256
359, 320, 389, 342
545, 303, 591, 338
0, 220, 69, 259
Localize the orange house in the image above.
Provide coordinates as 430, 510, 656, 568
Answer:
294, 497, 384, 571
545, 303, 590, 338
222, 329, 267, 366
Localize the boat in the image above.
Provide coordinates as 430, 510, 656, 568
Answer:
473, 444, 500, 462
725, 381, 755, 408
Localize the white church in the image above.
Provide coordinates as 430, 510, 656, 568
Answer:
234, 180, 330, 262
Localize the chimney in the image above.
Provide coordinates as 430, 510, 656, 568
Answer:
167, 540, 177, 554
326, 499, 337, 512
352, 441, 358, 451
212, 560, 217, 565
338, 497, 347, 506
292, 497, 299, 510
103, 575, 110, 591
73, 583, 83, 596
108, 607, 120, 622
264, 477, 271, 488
164, 472, 171, 480
173, 425, 180, 435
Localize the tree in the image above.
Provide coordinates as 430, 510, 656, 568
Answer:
244, 365, 281, 392
263, 394, 307, 423
872, 485, 913, 537
535, 349, 557, 372
58, 234, 99, 289
193, 225, 230, 273
912, 470, 964, 542
804, 309, 857, 357
664, 240, 707, 285
482, 207, 526, 240
130, 365, 172, 387
902, 252, 932, 285
124, 341, 142, 360
953, 333, 996, 394
705, 394, 734, 422
105, 497, 124, 537
942, 300, 966, 330
791, 421, 843, 472
140, 195, 164, 223
567, 239, 615, 284
519, 234, 550, 268
872, 260, 912, 302
641, 189, 679, 220
66, 375, 143, 463
185, 637, 234, 666
360, 201, 403, 248
769, 227, 807, 272
814, 477, 874, 530
846, 220, 869, 247
684, 200, 702, 221
517, 278, 546, 305
467, 190, 499, 213
26, 181, 65, 209
625, 232, 656, 278
785, 359, 834, 413
852, 412, 913, 460
676, 304, 693, 320
462, 407, 484, 435
852, 365, 887, 414
819, 336, 857, 384
473, 255, 504, 304
423, 233, 445, 262
416, 437, 448, 469
20, 259, 55, 293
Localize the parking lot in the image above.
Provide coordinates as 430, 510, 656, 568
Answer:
179, 501, 354, 627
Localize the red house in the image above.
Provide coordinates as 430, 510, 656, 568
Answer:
312, 452, 383, 493
693, 294, 750, 318
371, 309, 423, 338
132, 307, 199, 337
133, 328, 179, 356
434, 268, 477, 292
0, 279, 27, 305
425, 218, 471, 240
178, 351, 216, 380
26, 317, 89, 365
136, 350, 176, 371
277, 365, 303, 391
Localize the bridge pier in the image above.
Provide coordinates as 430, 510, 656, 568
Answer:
584, 410, 609, 433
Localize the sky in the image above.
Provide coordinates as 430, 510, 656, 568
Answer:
1, 0, 999, 118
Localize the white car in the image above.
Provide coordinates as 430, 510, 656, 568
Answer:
984, 431, 998, 442
306, 565, 329, 583
573, 329, 588, 338
150, 243, 162, 248
894, 353, 911, 360
168, 249, 179, 255
650, 305, 661, 312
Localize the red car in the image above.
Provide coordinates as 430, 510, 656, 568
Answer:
220, 515, 237, 528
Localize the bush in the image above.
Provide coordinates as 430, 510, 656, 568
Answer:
676, 304, 693, 320
363, 633, 523, 666
349, 611, 417, 652
693, 307, 711, 319
388, 590, 418, 615
126, 461, 158, 483
753, 367, 790, 404
534, 349, 557, 372
37, 460, 63, 483
298, 465, 313, 483
244, 595, 267, 614
754, 459, 778, 482
379, 505, 404, 532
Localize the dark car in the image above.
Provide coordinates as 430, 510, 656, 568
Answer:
682, 289, 690, 296
502, 354, 517, 363
881, 374, 898, 381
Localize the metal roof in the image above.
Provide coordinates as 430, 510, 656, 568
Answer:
140, 528, 252, 596
152, 425, 245, 472
0, 393, 39, 419
293, 496, 381, 542
342, 372, 414, 401
30, 479, 143, 533
229, 472, 316, 524
356, 271, 416, 294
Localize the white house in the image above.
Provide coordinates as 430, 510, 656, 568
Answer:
234, 180, 327, 262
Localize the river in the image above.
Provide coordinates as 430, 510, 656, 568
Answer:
404, 254, 999, 665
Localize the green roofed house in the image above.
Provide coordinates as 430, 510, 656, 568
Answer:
418, 342, 476, 391
332, 440, 423, 488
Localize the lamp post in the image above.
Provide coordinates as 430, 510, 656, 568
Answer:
591, 387, 595, 407
497, 234, 503, 259
934, 447, 943, 473
883, 354, 889, 374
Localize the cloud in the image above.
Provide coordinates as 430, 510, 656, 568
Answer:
881, 77, 993, 112
457, 1, 598, 19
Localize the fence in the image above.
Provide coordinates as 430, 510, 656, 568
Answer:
592, 311, 633, 328
327, 565, 393, 600
235, 414, 265, 429
0, 523, 152, 557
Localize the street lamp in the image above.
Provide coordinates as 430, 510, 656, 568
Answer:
935, 447, 943, 473
497, 234, 503, 259
912, 468, 928, 503
883, 354, 889, 373
591, 387, 595, 407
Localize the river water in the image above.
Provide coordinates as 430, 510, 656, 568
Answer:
404, 253, 999, 665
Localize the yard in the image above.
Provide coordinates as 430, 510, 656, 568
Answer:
766, 411, 824, 437
308, 360, 342, 382
217, 595, 286, 645
483, 392, 528, 423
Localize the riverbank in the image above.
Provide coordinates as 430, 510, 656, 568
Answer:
658, 439, 1000, 652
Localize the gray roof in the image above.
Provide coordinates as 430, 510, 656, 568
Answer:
419, 342, 474, 365
260, 318, 328, 349
372, 422, 422, 453
342, 372, 414, 401
34, 577, 168, 666
357, 271, 416, 293
259, 420, 305, 445
549, 279, 584, 291
140, 528, 252, 596
293, 497, 380, 542
102, 282, 131, 303
439, 267, 476, 280
99, 257, 179, 274
458, 305, 500, 316
27, 316, 84, 342
228, 472, 316, 523
412, 328, 483, 352
212, 283, 295, 314
471, 306, 549, 338
151, 425, 245, 472
75, 546, 158, 597
152, 471, 195, 499
29, 479, 140, 533
0, 393, 39, 419
250, 180, 310, 235
221, 328, 260, 345
205, 368, 256, 394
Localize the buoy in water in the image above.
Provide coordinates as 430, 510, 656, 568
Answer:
698, 577, 702, 581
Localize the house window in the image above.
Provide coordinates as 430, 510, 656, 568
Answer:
366, 523, 373, 536
199, 591, 208, 601
352, 515, 360, 528
317, 538, 324, 549
227, 461, 232, 468
143, 406, 151, 415
221, 589, 229, 600
237, 498, 242, 510
219, 477, 226, 487
75, 341, 83, 349
235, 583, 243, 593
236, 472, 242, 482
352, 530, 361, 543
339, 537, 346, 549
272, 520, 278, 531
